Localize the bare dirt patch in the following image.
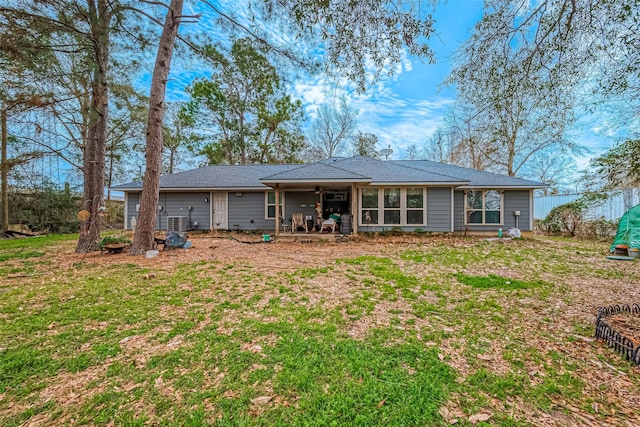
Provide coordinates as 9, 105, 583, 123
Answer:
55, 233, 459, 272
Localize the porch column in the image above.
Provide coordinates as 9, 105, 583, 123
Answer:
351, 183, 358, 235
275, 184, 280, 236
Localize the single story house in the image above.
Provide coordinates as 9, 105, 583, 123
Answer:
112, 156, 547, 236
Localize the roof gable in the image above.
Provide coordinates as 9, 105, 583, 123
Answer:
260, 161, 370, 183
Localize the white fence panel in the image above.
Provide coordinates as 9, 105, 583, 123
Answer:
534, 189, 640, 220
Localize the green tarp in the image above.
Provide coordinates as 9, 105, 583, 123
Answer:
610, 204, 640, 251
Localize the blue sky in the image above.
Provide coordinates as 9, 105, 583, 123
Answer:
347, 0, 486, 159
160, 0, 486, 160
159, 0, 612, 166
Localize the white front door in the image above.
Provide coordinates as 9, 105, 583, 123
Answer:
212, 192, 228, 230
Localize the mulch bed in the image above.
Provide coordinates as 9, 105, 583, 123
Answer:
606, 311, 640, 346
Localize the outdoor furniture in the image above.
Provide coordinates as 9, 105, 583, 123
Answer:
165, 231, 188, 249
103, 244, 127, 254
291, 213, 308, 233
153, 236, 166, 250
280, 216, 290, 233
320, 218, 337, 233
305, 216, 314, 232
154, 231, 187, 250
320, 213, 341, 233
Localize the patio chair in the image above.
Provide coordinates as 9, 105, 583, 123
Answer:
291, 213, 308, 233
320, 218, 337, 233
279, 215, 290, 233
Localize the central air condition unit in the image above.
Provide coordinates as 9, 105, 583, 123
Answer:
167, 216, 188, 232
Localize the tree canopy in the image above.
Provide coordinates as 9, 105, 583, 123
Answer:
352, 132, 380, 158
184, 38, 305, 165
446, 0, 583, 177
258, 0, 436, 92
308, 95, 358, 159
441, 0, 638, 181
2, 0, 439, 250
586, 139, 640, 190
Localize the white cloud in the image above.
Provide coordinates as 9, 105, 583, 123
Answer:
354, 96, 455, 158
403, 56, 413, 73
287, 56, 455, 160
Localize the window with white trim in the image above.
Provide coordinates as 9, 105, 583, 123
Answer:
466, 190, 502, 224
405, 188, 424, 224
265, 191, 284, 219
361, 188, 379, 225
360, 187, 426, 226
384, 188, 401, 224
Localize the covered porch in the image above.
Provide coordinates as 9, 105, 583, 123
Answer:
269, 182, 360, 238
260, 160, 373, 238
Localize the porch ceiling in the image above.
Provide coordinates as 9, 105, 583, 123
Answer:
268, 182, 354, 191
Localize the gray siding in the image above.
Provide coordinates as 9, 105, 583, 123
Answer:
285, 191, 319, 220
229, 190, 356, 232
427, 187, 452, 232
358, 226, 438, 233
225, 191, 322, 232
126, 190, 333, 232
453, 191, 466, 231
124, 187, 533, 233
453, 190, 532, 232
228, 191, 272, 231
125, 192, 140, 229
125, 192, 210, 231
504, 190, 531, 230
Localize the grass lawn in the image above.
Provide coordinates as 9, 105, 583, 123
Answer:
0, 233, 639, 426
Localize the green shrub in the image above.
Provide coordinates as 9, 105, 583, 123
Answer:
98, 234, 131, 249
540, 192, 608, 237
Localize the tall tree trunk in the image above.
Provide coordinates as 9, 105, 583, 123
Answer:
507, 132, 516, 176
130, 0, 183, 255
106, 150, 113, 201
1, 108, 8, 230
76, 0, 110, 253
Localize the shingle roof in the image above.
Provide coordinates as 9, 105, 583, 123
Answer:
111, 157, 547, 191
397, 160, 548, 188
260, 161, 370, 183
111, 164, 297, 191
324, 157, 469, 184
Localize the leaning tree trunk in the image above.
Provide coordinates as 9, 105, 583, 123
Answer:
76, 0, 110, 253
130, 0, 184, 255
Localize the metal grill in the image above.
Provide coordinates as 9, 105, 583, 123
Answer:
595, 303, 640, 365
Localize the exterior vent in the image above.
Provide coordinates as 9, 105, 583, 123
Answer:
167, 216, 188, 232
